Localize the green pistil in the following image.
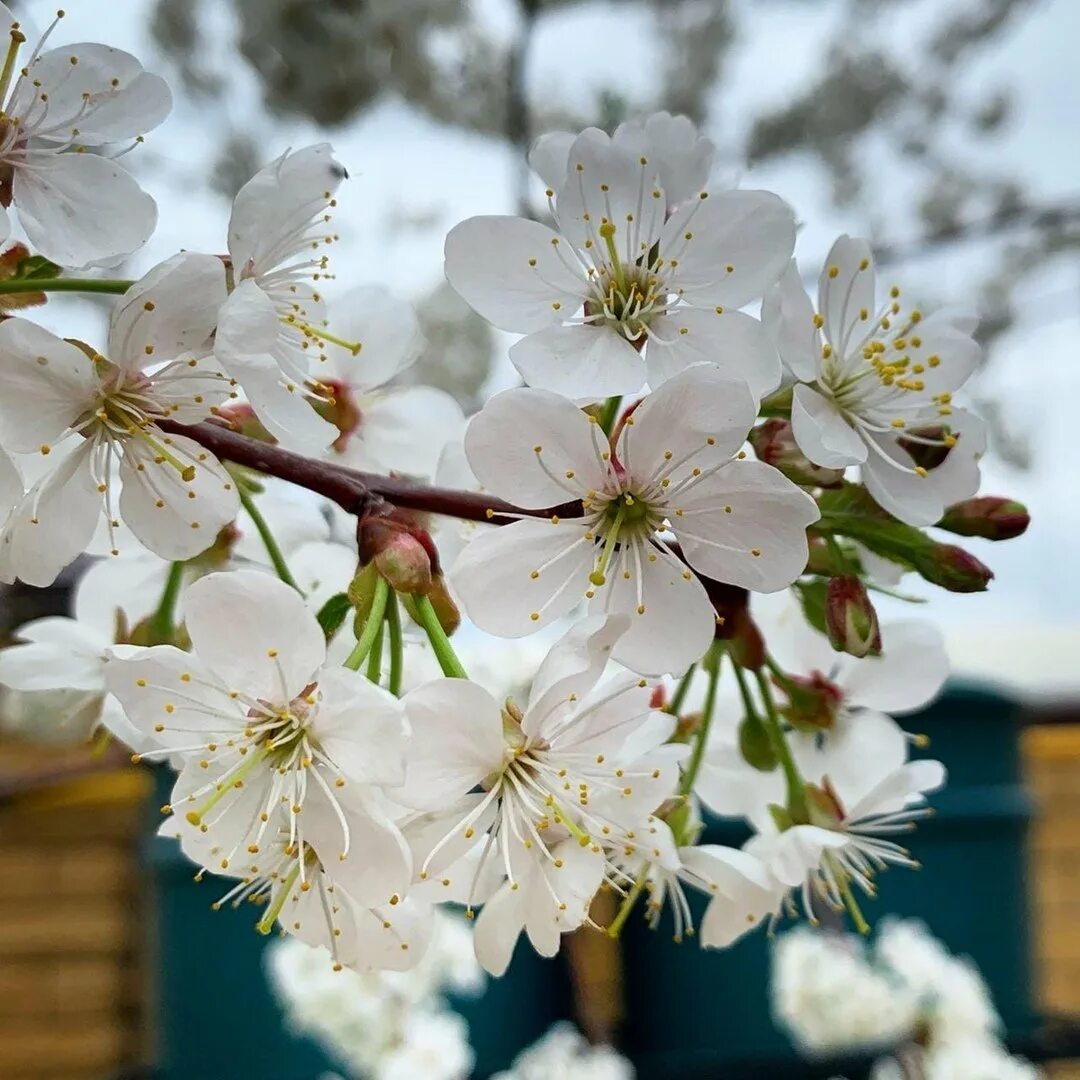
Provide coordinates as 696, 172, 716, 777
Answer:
256, 861, 302, 935
590, 503, 626, 586
599, 221, 627, 295
830, 853, 871, 935
130, 426, 196, 481
184, 746, 269, 826
548, 795, 592, 848
0, 27, 25, 107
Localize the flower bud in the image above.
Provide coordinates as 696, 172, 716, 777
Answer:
937, 496, 1030, 541
374, 532, 433, 595
825, 575, 881, 658
358, 514, 440, 595
749, 419, 845, 487
739, 713, 778, 772
911, 542, 993, 593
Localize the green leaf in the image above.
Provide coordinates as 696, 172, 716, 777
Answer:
316, 592, 351, 641
793, 578, 829, 635
12, 255, 62, 281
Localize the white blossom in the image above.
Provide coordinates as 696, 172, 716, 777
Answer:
0, 6, 170, 267
446, 119, 793, 399
398, 614, 686, 974
763, 237, 985, 525
452, 365, 819, 675
0, 253, 239, 585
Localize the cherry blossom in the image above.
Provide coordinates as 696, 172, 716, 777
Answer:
397, 615, 686, 974
445, 120, 793, 399
763, 236, 986, 525
105, 571, 412, 907
213, 143, 350, 452
0, 252, 239, 586
0, 6, 170, 267
452, 365, 819, 675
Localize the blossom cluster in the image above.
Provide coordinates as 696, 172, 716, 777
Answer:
0, 9, 1030, 1014
773, 919, 1040, 1078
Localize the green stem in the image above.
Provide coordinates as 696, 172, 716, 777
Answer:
607, 870, 649, 939
731, 661, 762, 724
386, 591, 404, 696
148, 562, 185, 644
414, 594, 468, 679
679, 645, 723, 797
665, 663, 696, 716
366, 620, 385, 684
598, 395, 622, 435
754, 669, 806, 819
763, 654, 797, 695
0, 277, 134, 295
237, 482, 302, 592
344, 576, 390, 672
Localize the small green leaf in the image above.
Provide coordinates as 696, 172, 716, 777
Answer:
13, 255, 62, 281
316, 592, 351, 641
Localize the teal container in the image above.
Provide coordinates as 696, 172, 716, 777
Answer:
144, 770, 571, 1079
619, 683, 1036, 1076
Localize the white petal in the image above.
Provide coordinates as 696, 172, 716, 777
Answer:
841, 620, 948, 714
229, 143, 344, 275
473, 881, 526, 976
214, 279, 337, 452
14, 151, 156, 269
673, 459, 819, 592
592, 546, 716, 677
791, 383, 867, 467
74, 551, 169, 637
0, 442, 99, 586
288, 541, 356, 613
845, 759, 946, 822
118, 434, 239, 561
764, 825, 850, 887
319, 797, 413, 908
662, 190, 796, 309
444, 215, 585, 334
510, 323, 646, 399
464, 386, 604, 506
109, 252, 227, 368
622, 363, 756, 479
554, 127, 666, 252
524, 613, 630, 738
398, 678, 505, 810
902, 312, 980, 397
324, 286, 424, 388
184, 570, 326, 701
0, 445, 20, 514
524, 838, 604, 944
103, 644, 242, 747
451, 519, 593, 637
861, 407, 985, 526
12, 44, 171, 143
645, 308, 780, 400
799, 710, 909, 808
762, 260, 820, 381
343, 387, 463, 478
637, 111, 715, 205
311, 666, 407, 788
817, 236, 877, 355
0, 319, 97, 449
337, 893, 432, 969
0, 627, 104, 692
528, 131, 575, 190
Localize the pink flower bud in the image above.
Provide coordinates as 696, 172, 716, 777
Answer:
938, 496, 1030, 541
825, 575, 882, 658
373, 531, 433, 595
749, 419, 845, 488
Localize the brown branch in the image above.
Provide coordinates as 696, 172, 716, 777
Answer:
157, 418, 585, 526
